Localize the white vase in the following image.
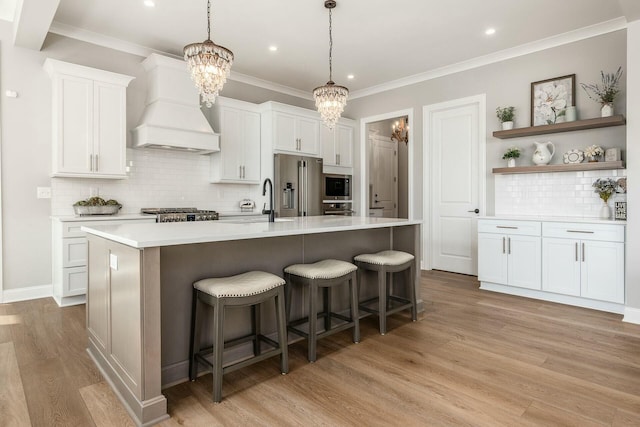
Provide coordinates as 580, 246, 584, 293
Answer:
565, 106, 577, 122
501, 121, 514, 130
507, 158, 516, 168
601, 103, 614, 117
600, 202, 611, 220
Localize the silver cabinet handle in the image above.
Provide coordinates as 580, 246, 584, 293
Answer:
497, 226, 518, 229
337, 154, 340, 165
582, 242, 585, 262
502, 237, 505, 254
239, 165, 242, 178
468, 209, 480, 214
567, 230, 595, 234
95, 154, 99, 171
89, 154, 93, 171
575, 242, 578, 262
508, 237, 511, 254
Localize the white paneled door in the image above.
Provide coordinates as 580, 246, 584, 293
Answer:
371, 136, 398, 217
425, 96, 485, 275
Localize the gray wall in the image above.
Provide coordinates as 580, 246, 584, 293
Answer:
345, 30, 627, 220
0, 22, 313, 292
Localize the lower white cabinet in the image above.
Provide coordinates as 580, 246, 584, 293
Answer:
478, 220, 541, 290
479, 218, 625, 313
52, 216, 156, 307
542, 222, 625, 304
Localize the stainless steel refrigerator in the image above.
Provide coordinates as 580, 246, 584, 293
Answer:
274, 154, 323, 217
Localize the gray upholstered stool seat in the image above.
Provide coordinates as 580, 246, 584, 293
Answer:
189, 271, 288, 403
284, 259, 360, 362
354, 250, 417, 335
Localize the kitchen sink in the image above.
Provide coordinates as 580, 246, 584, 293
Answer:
226, 216, 296, 224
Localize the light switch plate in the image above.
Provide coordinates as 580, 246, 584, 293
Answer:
37, 187, 51, 199
109, 253, 118, 270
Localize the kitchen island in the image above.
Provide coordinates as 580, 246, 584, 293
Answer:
82, 216, 422, 426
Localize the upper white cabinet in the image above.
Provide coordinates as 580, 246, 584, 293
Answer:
261, 102, 321, 157
321, 120, 355, 174
206, 97, 261, 184
44, 59, 134, 179
477, 219, 542, 290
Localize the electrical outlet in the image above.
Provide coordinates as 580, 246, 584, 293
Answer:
37, 187, 51, 199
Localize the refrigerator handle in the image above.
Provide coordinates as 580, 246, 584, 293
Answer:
298, 160, 304, 216
302, 160, 308, 216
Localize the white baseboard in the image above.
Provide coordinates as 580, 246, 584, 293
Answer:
623, 306, 640, 325
2, 284, 52, 303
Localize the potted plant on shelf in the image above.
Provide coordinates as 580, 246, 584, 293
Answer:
496, 106, 515, 130
580, 66, 623, 117
584, 144, 604, 162
592, 178, 617, 219
502, 146, 520, 167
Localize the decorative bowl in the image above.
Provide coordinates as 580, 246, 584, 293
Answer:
73, 205, 122, 216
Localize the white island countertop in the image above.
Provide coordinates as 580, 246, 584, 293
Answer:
82, 216, 422, 249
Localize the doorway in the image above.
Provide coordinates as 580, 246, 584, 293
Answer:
423, 95, 486, 275
360, 109, 414, 220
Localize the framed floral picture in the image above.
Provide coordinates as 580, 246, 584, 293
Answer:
531, 74, 575, 126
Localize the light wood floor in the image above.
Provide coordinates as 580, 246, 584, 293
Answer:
2, 270, 640, 426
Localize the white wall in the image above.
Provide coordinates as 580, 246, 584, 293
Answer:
345, 30, 628, 221
0, 23, 315, 293
625, 20, 640, 312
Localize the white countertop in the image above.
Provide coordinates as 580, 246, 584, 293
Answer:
82, 216, 422, 249
479, 215, 626, 225
51, 213, 156, 222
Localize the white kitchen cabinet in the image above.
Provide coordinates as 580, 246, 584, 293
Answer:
208, 97, 261, 184
542, 222, 625, 304
321, 120, 355, 173
52, 216, 156, 307
261, 102, 321, 157
478, 220, 541, 290
44, 59, 134, 179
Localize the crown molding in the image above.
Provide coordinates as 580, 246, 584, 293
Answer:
349, 17, 628, 100
48, 20, 312, 100
50, 17, 627, 102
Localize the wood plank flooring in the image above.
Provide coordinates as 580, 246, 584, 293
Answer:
1, 270, 640, 426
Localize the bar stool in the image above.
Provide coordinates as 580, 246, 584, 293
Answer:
354, 250, 417, 335
284, 259, 360, 362
189, 271, 288, 403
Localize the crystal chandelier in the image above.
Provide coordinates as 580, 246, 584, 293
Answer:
391, 118, 409, 143
183, 0, 234, 107
313, 0, 348, 130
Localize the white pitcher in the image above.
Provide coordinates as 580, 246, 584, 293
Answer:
532, 141, 555, 165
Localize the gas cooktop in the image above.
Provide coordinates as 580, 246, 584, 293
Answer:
140, 208, 219, 222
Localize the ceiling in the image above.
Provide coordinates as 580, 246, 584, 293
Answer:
8, 1, 640, 98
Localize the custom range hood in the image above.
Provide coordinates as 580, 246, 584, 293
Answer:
132, 53, 220, 154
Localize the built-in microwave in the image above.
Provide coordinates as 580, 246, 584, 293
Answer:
323, 174, 351, 201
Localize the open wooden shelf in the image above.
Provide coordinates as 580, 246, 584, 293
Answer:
493, 115, 626, 139
492, 161, 625, 175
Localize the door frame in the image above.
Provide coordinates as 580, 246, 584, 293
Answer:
359, 108, 414, 220
422, 94, 486, 271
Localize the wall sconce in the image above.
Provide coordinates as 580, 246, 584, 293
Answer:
391, 118, 408, 143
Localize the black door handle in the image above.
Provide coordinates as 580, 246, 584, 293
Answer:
468, 208, 480, 214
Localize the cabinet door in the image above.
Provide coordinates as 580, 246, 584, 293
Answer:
542, 238, 580, 296
242, 111, 261, 183
93, 81, 127, 176
581, 240, 625, 303
63, 237, 88, 268
507, 235, 541, 290
478, 233, 508, 285
335, 124, 353, 167
297, 116, 320, 155
321, 125, 337, 166
273, 112, 297, 152
56, 75, 93, 174
220, 107, 243, 180
64, 266, 88, 296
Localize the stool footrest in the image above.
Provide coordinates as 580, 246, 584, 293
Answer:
288, 311, 355, 339
359, 295, 414, 316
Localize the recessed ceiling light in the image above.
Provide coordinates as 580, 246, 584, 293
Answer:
347, 74, 355, 79
485, 28, 496, 35
144, 0, 155, 7
269, 45, 278, 52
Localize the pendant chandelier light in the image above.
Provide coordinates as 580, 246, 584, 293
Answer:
313, 0, 348, 130
184, 0, 234, 107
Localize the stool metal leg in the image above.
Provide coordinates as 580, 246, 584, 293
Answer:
188, 289, 201, 381
212, 299, 225, 403
349, 272, 360, 343
308, 281, 318, 363
324, 287, 331, 332
252, 304, 261, 356
410, 262, 417, 321
378, 267, 387, 335
275, 287, 289, 374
